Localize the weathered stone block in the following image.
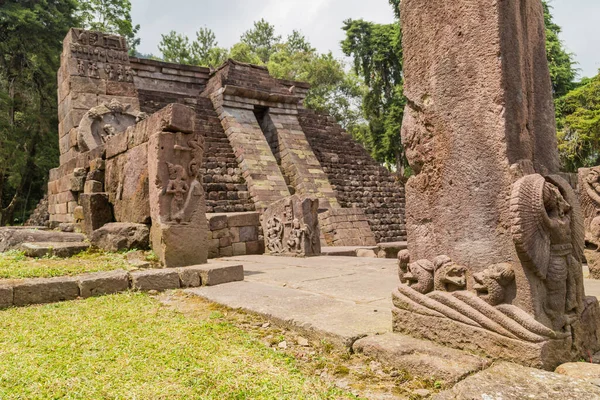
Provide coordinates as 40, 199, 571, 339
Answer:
0, 285, 13, 309
84, 179, 103, 193
90, 222, 150, 252
208, 214, 228, 231
239, 226, 258, 242
13, 277, 80, 306
232, 242, 246, 256
80, 193, 113, 234
196, 264, 244, 286
178, 266, 204, 288
78, 270, 130, 298
227, 212, 260, 227
130, 269, 181, 292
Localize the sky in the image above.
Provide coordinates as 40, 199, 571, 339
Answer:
131, 0, 600, 79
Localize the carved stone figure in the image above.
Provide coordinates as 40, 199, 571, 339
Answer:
511, 174, 585, 331
433, 256, 467, 292
125, 66, 135, 82
473, 264, 515, 306
287, 218, 306, 254
262, 195, 320, 257
579, 167, 600, 278
88, 62, 99, 78
397, 249, 411, 284
77, 60, 86, 76
266, 217, 284, 254
117, 65, 124, 82
77, 99, 146, 152
165, 162, 189, 224
403, 259, 435, 294
105, 64, 114, 80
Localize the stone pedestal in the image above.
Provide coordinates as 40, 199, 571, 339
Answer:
262, 195, 321, 257
394, 0, 600, 369
147, 104, 208, 267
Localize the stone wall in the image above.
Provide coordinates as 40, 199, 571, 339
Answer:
320, 208, 377, 247
207, 212, 264, 258
298, 109, 406, 243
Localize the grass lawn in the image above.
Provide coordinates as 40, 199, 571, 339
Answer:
0, 250, 156, 280
0, 292, 355, 399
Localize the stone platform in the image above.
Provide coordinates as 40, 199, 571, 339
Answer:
187, 255, 600, 389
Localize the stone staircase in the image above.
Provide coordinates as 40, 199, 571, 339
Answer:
195, 97, 256, 213
298, 109, 407, 243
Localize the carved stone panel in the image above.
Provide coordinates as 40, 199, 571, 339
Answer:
261, 195, 320, 257
147, 105, 207, 268
77, 99, 147, 152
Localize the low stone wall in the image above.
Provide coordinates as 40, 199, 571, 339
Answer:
320, 208, 377, 247
48, 145, 106, 226
0, 263, 243, 309
207, 212, 264, 258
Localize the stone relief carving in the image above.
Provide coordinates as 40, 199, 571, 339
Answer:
77, 60, 86, 76
262, 195, 321, 257
473, 264, 515, 306
393, 251, 564, 344
581, 167, 600, 247
160, 134, 206, 226
165, 162, 189, 224
88, 61, 99, 78
433, 256, 467, 292
393, 173, 585, 345
77, 99, 147, 152
511, 174, 585, 331
266, 217, 284, 254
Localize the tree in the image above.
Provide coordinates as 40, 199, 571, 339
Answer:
158, 31, 194, 64
543, 1, 577, 98
78, 0, 141, 53
342, 19, 405, 171
158, 28, 228, 68
240, 19, 281, 63
0, 0, 78, 224
556, 72, 600, 171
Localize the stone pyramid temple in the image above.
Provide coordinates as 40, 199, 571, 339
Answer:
47, 28, 407, 261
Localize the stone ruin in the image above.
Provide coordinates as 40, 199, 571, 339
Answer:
393, 0, 600, 370
37, 27, 408, 266
579, 167, 600, 278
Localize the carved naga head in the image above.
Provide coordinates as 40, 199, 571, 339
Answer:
433, 255, 467, 292
473, 263, 515, 306
403, 259, 435, 294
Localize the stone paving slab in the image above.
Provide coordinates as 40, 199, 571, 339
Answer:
187, 281, 391, 348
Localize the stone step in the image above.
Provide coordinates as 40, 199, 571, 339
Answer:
20, 242, 90, 258
353, 333, 490, 386
0, 228, 86, 252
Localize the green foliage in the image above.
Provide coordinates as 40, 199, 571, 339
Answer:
342, 19, 405, 170
556, 72, 600, 171
0, 0, 78, 225
158, 28, 228, 68
78, 0, 141, 53
543, 1, 577, 98
240, 18, 282, 64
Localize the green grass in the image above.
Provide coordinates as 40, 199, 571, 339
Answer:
0, 250, 148, 280
0, 293, 354, 399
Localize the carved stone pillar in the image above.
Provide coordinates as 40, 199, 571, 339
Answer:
395, 0, 600, 369
147, 104, 208, 267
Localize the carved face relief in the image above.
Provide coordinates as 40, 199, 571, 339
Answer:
77, 100, 147, 152
543, 183, 571, 219
434, 256, 467, 292
473, 263, 515, 306
403, 260, 435, 294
